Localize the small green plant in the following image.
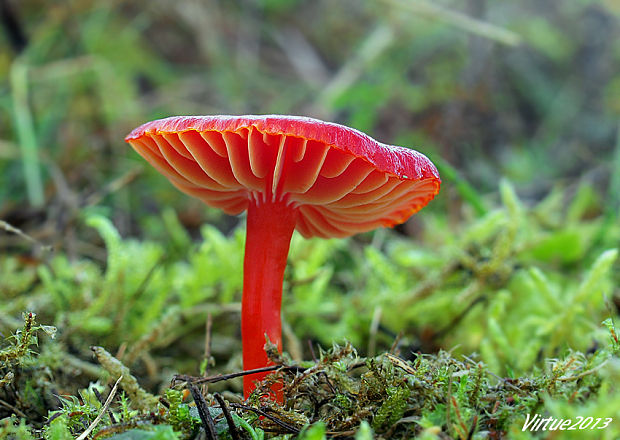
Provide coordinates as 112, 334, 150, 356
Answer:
0, 313, 57, 426
165, 389, 199, 436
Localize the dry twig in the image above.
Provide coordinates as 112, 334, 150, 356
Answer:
76, 376, 122, 440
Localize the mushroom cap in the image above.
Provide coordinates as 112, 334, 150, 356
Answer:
125, 115, 440, 238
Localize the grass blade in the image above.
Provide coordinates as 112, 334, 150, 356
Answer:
10, 61, 44, 207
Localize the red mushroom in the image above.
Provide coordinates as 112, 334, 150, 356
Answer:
125, 115, 440, 399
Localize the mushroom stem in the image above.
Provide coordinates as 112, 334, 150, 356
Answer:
242, 196, 297, 399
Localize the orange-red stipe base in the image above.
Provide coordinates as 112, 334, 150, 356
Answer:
242, 197, 297, 400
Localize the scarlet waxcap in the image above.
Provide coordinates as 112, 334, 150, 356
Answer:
125, 115, 440, 238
